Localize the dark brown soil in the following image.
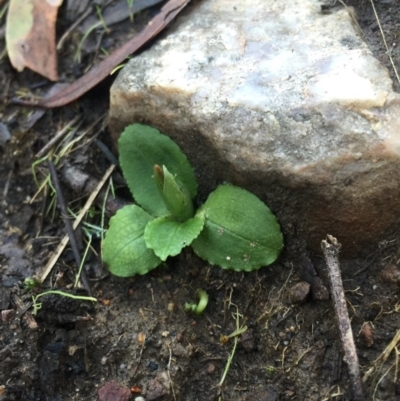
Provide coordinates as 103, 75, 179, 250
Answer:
1, 2, 400, 401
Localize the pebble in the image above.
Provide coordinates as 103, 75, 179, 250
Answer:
206, 363, 216, 374
381, 263, 400, 285
98, 381, 131, 401
289, 282, 311, 304
360, 322, 374, 348
146, 372, 169, 400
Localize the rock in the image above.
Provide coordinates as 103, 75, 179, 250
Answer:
360, 322, 374, 348
109, 0, 400, 255
297, 255, 329, 301
289, 282, 311, 304
310, 277, 330, 301
206, 363, 215, 374
381, 264, 400, 285
146, 372, 170, 400
98, 381, 132, 401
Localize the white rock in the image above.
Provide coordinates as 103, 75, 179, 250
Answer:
109, 0, 400, 255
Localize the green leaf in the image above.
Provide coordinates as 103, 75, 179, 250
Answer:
119, 124, 197, 217
154, 165, 194, 221
191, 185, 283, 272
103, 205, 161, 277
144, 213, 205, 261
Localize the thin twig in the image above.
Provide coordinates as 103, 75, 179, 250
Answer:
40, 164, 116, 283
48, 160, 92, 296
57, 6, 93, 50
370, 0, 400, 86
167, 342, 177, 401
36, 115, 82, 159
321, 235, 365, 401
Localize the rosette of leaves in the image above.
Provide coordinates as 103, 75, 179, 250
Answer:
102, 124, 283, 277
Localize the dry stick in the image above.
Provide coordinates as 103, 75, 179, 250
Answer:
370, 0, 400, 86
321, 235, 365, 401
40, 164, 116, 283
36, 115, 82, 159
57, 6, 93, 50
13, 0, 190, 108
48, 160, 92, 297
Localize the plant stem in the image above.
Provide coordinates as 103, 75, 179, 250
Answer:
218, 336, 238, 388
194, 289, 208, 315
75, 235, 92, 288
32, 290, 97, 315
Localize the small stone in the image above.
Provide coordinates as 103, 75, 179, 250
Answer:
206, 363, 216, 374
381, 264, 400, 284
360, 322, 374, 348
1, 309, 15, 323
98, 381, 131, 401
147, 361, 158, 372
146, 372, 169, 400
311, 277, 330, 301
68, 345, 79, 356
289, 282, 311, 304
138, 332, 145, 345
61, 165, 89, 192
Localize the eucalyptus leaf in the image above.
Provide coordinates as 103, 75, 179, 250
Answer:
119, 124, 197, 217
103, 205, 161, 277
144, 213, 205, 261
191, 185, 283, 271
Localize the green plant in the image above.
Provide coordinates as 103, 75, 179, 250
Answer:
102, 124, 283, 276
31, 290, 97, 315
184, 289, 209, 315
218, 308, 248, 399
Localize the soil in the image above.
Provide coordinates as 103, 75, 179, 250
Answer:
1, 1, 400, 401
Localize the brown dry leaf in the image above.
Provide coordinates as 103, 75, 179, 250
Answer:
6, 0, 63, 81
11, 0, 190, 108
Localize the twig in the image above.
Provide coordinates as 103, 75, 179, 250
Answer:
11, 0, 190, 108
48, 160, 92, 296
36, 115, 82, 159
40, 164, 116, 283
57, 6, 93, 50
166, 342, 177, 401
370, 0, 400, 86
321, 235, 365, 401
